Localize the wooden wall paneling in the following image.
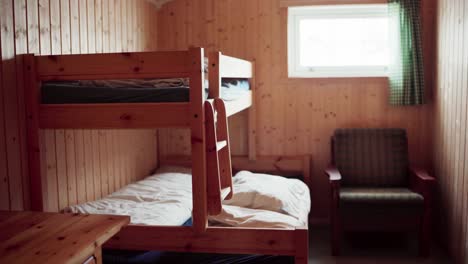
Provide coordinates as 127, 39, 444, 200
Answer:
157, 0, 434, 218
38, 0, 57, 212
61, 0, 77, 208
121, 0, 128, 52
138, 1, 145, 51
437, 0, 447, 246
115, 0, 122, 52
108, 0, 115, 53
448, 0, 457, 253
0, 14, 9, 210
176, 0, 187, 50
91, 132, 102, 200
144, 2, 151, 51
106, 131, 115, 192
95, 0, 109, 198
27, 0, 48, 211
435, 0, 468, 261
1, 0, 24, 211
129, 0, 135, 51
95, 0, 103, 54
458, 0, 468, 261
452, 0, 463, 258
123, 131, 130, 185
108, 0, 119, 192
460, 2, 468, 263
102, 0, 109, 53
460, 0, 468, 259
14, 0, 31, 210
51, 0, 69, 211
126, 131, 132, 185
119, 132, 126, 186
87, 0, 96, 54
1, 0, 158, 211
444, 0, 454, 255
99, 131, 109, 197
83, 131, 94, 202
65, 129, 78, 206
70, 0, 86, 206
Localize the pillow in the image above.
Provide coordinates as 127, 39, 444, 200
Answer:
209, 205, 303, 228
223, 171, 310, 223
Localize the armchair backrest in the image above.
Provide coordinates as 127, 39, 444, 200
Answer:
332, 128, 409, 187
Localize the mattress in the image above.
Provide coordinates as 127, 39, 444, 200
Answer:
42, 78, 250, 104
64, 166, 310, 229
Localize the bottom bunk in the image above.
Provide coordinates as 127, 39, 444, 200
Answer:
103, 250, 294, 264
64, 166, 311, 263
103, 217, 295, 264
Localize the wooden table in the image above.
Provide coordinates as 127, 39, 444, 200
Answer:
0, 211, 130, 264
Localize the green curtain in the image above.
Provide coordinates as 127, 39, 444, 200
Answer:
388, 0, 425, 105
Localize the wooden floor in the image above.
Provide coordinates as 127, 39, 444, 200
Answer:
308, 228, 451, 264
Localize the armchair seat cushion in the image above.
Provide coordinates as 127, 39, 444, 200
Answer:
340, 187, 424, 205
339, 188, 424, 223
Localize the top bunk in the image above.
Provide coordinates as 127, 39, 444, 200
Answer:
23, 47, 253, 129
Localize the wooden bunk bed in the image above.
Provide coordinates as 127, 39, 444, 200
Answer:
23, 47, 309, 264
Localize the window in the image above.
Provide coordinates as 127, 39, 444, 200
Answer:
288, 4, 390, 78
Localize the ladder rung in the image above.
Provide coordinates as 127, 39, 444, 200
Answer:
221, 187, 231, 200
216, 140, 227, 151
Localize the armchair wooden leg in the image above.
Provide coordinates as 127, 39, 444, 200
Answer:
330, 203, 341, 256
418, 209, 431, 257
331, 217, 341, 256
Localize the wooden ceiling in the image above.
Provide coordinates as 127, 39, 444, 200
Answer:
147, 0, 173, 8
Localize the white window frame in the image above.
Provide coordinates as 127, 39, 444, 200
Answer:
288, 4, 389, 78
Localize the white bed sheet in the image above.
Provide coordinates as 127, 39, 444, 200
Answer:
65, 167, 310, 228
65, 170, 193, 226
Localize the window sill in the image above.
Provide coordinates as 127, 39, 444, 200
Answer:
287, 76, 389, 81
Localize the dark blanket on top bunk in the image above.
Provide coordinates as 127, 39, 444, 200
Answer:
41, 79, 250, 104
42, 80, 199, 104
103, 219, 294, 264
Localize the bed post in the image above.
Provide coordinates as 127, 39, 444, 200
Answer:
294, 227, 309, 264
248, 61, 257, 161
208, 51, 221, 99
23, 54, 44, 211
189, 47, 208, 233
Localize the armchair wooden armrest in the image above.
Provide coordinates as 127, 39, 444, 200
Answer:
325, 165, 342, 256
409, 167, 435, 257
325, 165, 341, 206
325, 166, 342, 188
410, 167, 436, 202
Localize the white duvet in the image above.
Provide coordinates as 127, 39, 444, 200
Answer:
224, 170, 310, 226
65, 170, 193, 226
65, 167, 311, 228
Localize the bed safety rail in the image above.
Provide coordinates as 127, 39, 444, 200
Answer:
208, 52, 253, 116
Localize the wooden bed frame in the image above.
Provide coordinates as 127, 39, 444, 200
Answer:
23, 47, 309, 263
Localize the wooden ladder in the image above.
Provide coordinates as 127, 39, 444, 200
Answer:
205, 98, 233, 216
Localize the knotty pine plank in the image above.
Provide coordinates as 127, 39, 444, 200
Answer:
0, 21, 9, 210
14, 0, 31, 210
98, 131, 109, 197
91, 131, 102, 200
1, 0, 24, 211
